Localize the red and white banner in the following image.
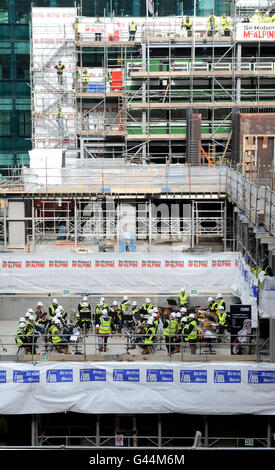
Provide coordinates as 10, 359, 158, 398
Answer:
236, 23, 275, 41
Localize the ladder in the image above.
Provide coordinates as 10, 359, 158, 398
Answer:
118, 96, 126, 131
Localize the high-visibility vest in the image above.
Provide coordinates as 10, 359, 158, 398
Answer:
79, 301, 91, 310
221, 16, 231, 29
179, 292, 189, 305
144, 326, 156, 344
82, 72, 90, 83
208, 302, 217, 311
56, 63, 64, 74
120, 302, 128, 313
16, 329, 25, 346
164, 319, 177, 337
51, 325, 62, 344
99, 317, 111, 335
217, 310, 229, 327
182, 323, 189, 341
217, 299, 225, 309
142, 303, 154, 312
187, 320, 198, 341
79, 307, 91, 322
262, 15, 272, 22
95, 303, 108, 313
208, 15, 218, 30
49, 304, 57, 318
183, 19, 192, 30
251, 13, 261, 23
129, 22, 136, 31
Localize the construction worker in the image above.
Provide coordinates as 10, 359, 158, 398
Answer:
207, 13, 218, 36
262, 12, 272, 22
15, 322, 27, 353
49, 298, 59, 319
178, 287, 190, 308
73, 67, 80, 91
221, 13, 231, 36
251, 9, 262, 23
216, 293, 226, 310
55, 60, 65, 85
139, 319, 156, 355
78, 301, 92, 336
105, 71, 112, 91
50, 318, 70, 354
74, 17, 80, 42
181, 16, 193, 37
141, 298, 154, 315
186, 313, 198, 354
206, 297, 218, 322
163, 312, 178, 354
181, 316, 189, 345
81, 68, 90, 93
217, 305, 230, 341
128, 21, 137, 41
78, 295, 91, 313
251, 263, 262, 277
96, 309, 115, 352
94, 17, 103, 41
35, 301, 44, 320
56, 104, 64, 129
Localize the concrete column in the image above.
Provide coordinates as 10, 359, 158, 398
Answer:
8, 199, 25, 248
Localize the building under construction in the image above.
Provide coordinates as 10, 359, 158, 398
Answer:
1, 4, 275, 455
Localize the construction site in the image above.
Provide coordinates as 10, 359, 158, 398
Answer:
1, 2, 275, 457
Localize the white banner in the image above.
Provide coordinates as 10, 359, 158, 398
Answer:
1, 361, 275, 415
0, 252, 239, 295
236, 23, 275, 41
231, 253, 258, 327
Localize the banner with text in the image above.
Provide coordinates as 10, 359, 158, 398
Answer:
0, 361, 275, 415
236, 23, 275, 41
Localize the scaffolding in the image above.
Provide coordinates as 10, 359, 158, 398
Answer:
29, 7, 275, 165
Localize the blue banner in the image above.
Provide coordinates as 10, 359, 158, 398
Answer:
46, 369, 73, 383
248, 371, 275, 384
113, 369, 140, 382
180, 370, 207, 383
0, 371, 6, 383
214, 370, 241, 383
80, 368, 106, 382
13, 370, 40, 383
146, 369, 173, 383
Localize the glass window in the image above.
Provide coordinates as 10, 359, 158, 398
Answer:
16, 54, 30, 80
0, 55, 11, 79
0, 82, 12, 96
15, 0, 31, 24
0, 25, 11, 39
14, 25, 29, 40
17, 110, 31, 135
0, 112, 12, 135
0, 0, 9, 24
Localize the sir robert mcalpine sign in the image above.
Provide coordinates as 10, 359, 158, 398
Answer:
236, 23, 275, 41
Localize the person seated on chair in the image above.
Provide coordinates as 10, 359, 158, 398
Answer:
50, 318, 71, 354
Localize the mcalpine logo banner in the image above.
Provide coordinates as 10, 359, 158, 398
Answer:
0, 252, 239, 294
236, 23, 275, 41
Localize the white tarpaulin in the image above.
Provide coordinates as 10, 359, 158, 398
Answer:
0, 251, 239, 295
1, 361, 275, 415
231, 253, 258, 327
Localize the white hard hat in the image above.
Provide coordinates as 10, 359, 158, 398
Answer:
51, 316, 57, 322
100, 297, 105, 302
29, 315, 35, 321
171, 312, 177, 318
145, 298, 151, 303
113, 300, 118, 306
176, 312, 182, 318
148, 309, 154, 314
59, 305, 64, 311
123, 295, 128, 301
189, 313, 195, 319
218, 305, 224, 310
207, 297, 214, 302
181, 287, 185, 291
54, 319, 61, 324
153, 307, 158, 313
180, 307, 187, 313
102, 309, 108, 315
216, 293, 223, 299
56, 312, 62, 318
52, 298, 58, 304
19, 322, 25, 328
181, 316, 188, 322
99, 301, 104, 306
83, 296, 88, 301
132, 301, 137, 306
37, 301, 43, 307
28, 308, 34, 314
19, 317, 25, 322
25, 312, 30, 318
55, 306, 61, 313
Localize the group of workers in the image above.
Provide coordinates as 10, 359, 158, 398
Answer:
182, 10, 275, 37
14, 289, 231, 356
